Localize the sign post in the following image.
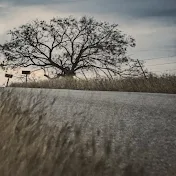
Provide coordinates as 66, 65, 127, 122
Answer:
5, 74, 13, 87
22, 71, 31, 84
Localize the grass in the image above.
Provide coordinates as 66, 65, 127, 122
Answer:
0, 89, 145, 176
10, 74, 176, 94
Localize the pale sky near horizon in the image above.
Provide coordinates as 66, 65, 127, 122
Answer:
0, 0, 176, 85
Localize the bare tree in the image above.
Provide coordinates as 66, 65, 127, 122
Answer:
0, 16, 136, 78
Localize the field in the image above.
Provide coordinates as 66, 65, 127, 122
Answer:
10, 74, 176, 94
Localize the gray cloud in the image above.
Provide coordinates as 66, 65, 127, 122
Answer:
151, 9, 176, 18
0, 0, 175, 63
0, 0, 83, 6
94, 0, 176, 20
1, 0, 176, 22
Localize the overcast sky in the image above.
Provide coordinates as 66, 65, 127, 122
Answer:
0, 0, 176, 85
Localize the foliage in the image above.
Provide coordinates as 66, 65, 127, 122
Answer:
0, 16, 140, 78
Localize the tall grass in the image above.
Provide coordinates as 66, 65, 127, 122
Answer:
10, 74, 176, 93
0, 89, 144, 176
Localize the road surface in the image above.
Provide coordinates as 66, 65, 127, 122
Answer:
1, 87, 176, 175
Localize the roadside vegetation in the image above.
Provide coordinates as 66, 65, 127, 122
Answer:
0, 89, 144, 176
10, 74, 176, 94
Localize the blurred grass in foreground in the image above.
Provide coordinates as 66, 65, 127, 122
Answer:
0, 90, 145, 176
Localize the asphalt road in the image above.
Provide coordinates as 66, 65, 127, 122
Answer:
1, 87, 176, 175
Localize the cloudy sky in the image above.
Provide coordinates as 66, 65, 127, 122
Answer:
0, 0, 176, 85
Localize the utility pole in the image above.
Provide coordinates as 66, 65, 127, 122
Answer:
137, 59, 147, 79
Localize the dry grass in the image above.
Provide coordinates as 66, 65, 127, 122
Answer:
0, 89, 144, 176
10, 74, 176, 93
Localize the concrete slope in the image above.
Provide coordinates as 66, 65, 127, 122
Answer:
1, 87, 176, 175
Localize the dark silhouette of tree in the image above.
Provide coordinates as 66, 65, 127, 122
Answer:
0, 16, 137, 78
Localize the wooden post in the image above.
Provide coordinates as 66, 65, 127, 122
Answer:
6, 78, 10, 87
26, 74, 28, 84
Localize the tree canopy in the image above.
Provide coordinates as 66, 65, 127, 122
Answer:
0, 16, 138, 78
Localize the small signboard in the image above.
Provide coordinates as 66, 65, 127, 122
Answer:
22, 70, 31, 84
5, 74, 13, 78
22, 71, 31, 75
5, 74, 13, 87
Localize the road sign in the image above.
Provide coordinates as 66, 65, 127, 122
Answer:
5, 74, 13, 78
22, 71, 31, 75
5, 74, 13, 87
22, 70, 31, 84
